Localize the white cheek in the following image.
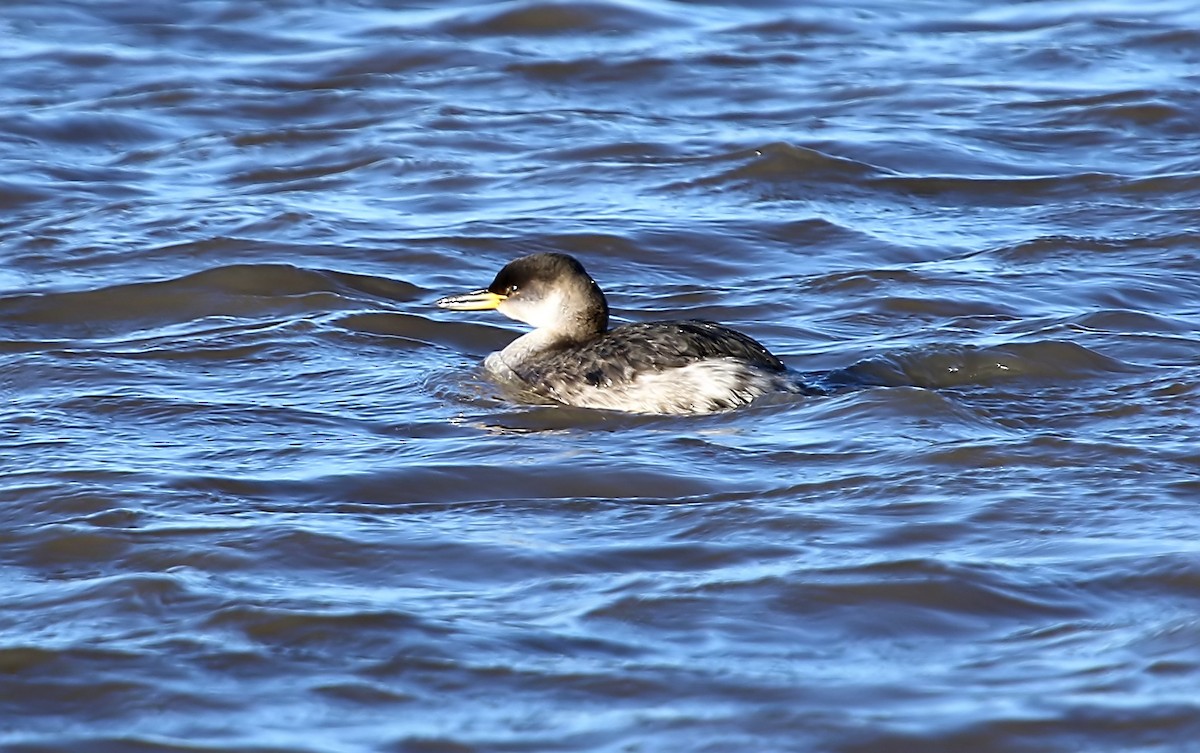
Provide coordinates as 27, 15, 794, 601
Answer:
498, 290, 563, 329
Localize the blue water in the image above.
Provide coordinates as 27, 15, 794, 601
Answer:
2, 1, 1199, 751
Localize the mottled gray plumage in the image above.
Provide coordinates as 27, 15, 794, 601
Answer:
437, 253, 812, 414
511, 319, 784, 386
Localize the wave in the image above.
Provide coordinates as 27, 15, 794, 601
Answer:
0, 264, 419, 342
838, 340, 1131, 389
432, 0, 686, 37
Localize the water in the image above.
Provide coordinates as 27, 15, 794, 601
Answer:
2, 1, 1199, 751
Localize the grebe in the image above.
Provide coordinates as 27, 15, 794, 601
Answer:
436, 253, 812, 414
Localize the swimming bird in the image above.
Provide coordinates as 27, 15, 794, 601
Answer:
436, 253, 811, 414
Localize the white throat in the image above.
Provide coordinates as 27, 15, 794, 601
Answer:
497, 289, 568, 332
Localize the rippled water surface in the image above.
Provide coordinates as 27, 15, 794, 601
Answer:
3, 1, 1199, 751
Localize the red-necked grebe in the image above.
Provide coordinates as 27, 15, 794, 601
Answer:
436, 253, 809, 414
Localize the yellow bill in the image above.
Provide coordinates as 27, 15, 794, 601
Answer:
435, 289, 507, 311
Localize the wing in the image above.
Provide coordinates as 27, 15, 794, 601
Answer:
514, 320, 787, 388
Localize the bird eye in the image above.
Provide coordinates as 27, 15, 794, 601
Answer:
506, 285, 519, 296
